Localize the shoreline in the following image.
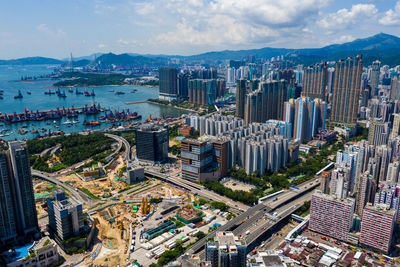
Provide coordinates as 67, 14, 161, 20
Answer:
126, 100, 196, 112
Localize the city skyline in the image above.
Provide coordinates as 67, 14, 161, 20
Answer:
1, 0, 400, 59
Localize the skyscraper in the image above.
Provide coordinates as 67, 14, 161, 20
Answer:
284, 97, 326, 143
159, 67, 178, 101
0, 152, 17, 246
235, 79, 246, 119
188, 79, 217, 106
369, 60, 381, 97
136, 124, 169, 163
390, 75, 400, 101
0, 141, 39, 249
331, 55, 363, 124
302, 62, 327, 100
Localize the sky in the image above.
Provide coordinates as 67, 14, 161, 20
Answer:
1, 0, 400, 59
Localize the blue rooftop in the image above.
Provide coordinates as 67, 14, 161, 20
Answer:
175, 136, 186, 140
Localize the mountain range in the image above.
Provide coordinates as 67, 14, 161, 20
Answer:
2, 33, 400, 67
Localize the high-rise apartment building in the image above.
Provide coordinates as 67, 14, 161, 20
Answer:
355, 172, 375, 217
243, 80, 288, 124
284, 97, 326, 143
309, 190, 355, 242
177, 72, 189, 100
391, 113, 400, 139
235, 79, 246, 119
188, 79, 217, 106
360, 203, 395, 254
159, 67, 178, 101
331, 55, 363, 124
136, 123, 169, 163
302, 62, 327, 100
47, 188, 84, 241
205, 232, 247, 267
368, 120, 389, 146
0, 141, 39, 249
390, 75, 400, 101
369, 60, 381, 97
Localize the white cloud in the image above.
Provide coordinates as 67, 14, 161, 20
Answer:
134, 2, 155, 16
335, 35, 355, 43
98, 43, 107, 49
36, 24, 66, 38
152, 0, 328, 47
319, 4, 378, 29
379, 1, 400, 25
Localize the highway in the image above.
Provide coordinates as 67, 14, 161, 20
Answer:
31, 170, 97, 206
105, 133, 131, 161
145, 170, 250, 211
187, 175, 322, 255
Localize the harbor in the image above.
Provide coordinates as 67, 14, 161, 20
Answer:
0, 65, 188, 140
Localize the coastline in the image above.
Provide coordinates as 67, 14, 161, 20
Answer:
126, 100, 196, 113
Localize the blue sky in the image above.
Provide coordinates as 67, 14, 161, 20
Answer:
1, 0, 400, 59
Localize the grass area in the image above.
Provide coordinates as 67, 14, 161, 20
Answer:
28, 133, 114, 173
78, 187, 100, 200
53, 72, 138, 87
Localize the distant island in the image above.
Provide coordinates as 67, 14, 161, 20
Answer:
53, 72, 159, 87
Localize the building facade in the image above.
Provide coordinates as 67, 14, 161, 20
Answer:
47, 188, 84, 241
331, 55, 363, 124
136, 124, 169, 163
159, 67, 178, 101
309, 191, 355, 242
360, 203, 395, 254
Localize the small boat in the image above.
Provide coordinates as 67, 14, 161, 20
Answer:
46, 121, 51, 125
76, 88, 83, 95
115, 91, 125, 95
26, 91, 31, 95
69, 87, 73, 93
72, 120, 79, 124
44, 89, 55, 95
18, 128, 27, 135
31, 129, 38, 134
0, 96, 3, 100
109, 89, 114, 92
14, 90, 23, 99
62, 120, 72, 125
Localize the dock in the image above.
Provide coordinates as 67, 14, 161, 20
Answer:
125, 100, 148, 104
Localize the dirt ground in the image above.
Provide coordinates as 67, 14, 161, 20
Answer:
88, 204, 138, 266
58, 156, 130, 198
222, 179, 256, 193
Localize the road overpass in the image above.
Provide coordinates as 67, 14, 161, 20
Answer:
31, 170, 97, 206
105, 133, 131, 161
144, 170, 250, 211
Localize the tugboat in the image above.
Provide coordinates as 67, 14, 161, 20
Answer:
14, 90, 23, 99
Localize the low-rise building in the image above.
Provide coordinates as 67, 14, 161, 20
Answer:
2, 238, 59, 267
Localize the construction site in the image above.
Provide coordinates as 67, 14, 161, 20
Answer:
57, 156, 131, 200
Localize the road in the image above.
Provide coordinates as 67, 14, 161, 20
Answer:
105, 133, 131, 161
145, 169, 250, 211
31, 170, 97, 206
